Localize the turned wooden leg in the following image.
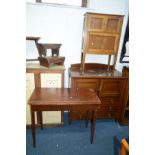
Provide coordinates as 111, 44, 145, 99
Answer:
31, 108, 36, 147
90, 111, 96, 144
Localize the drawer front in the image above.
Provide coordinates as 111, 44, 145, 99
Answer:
100, 104, 120, 112
99, 79, 122, 97
100, 97, 120, 106
97, 111, 120, 119
72, 79, 99, 92
100, 97, 121, 112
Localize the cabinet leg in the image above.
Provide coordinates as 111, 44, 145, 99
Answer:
81, 53, 86, 75
107, 55, 111, 70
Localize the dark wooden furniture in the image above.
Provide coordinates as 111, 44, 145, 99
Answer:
37, 43, 61, 57
26, 63, 65, 127
29, 88, 101, 147
26, 36, 65, 67
68, 63, 127, 122
37, 43, 65, 67
81, 12, 123, 73
38, 56, 65, 67
120, 66, 129, 125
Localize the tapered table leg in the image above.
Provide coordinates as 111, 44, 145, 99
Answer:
31, 108, 36, 147
90, 111, 96, 144
38, 111, 43, 130
68, 111, 72, 125
85, 111, 89, 128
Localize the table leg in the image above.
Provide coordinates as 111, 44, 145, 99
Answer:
38, 111, 43, 130
90, 111, 96, 144
31, 108, 36, 147
68, 111, 72, 125
85, 111, 89, 128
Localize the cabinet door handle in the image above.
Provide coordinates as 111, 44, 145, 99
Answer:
91, 42, 94, 46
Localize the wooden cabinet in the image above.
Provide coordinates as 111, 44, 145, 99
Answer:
26, 63, 65, 127
81, 13, 123, 73
120, 67, 129, 125
69, 63, 127, 122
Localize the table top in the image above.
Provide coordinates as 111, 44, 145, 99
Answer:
29, 88, 101, 106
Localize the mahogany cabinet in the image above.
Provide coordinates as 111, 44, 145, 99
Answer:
81, 12, 123, 73
68, 63, 127, 122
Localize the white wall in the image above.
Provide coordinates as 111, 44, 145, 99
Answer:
26, 0, 129, 87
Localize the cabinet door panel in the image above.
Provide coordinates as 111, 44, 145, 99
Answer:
88, 15, 106, 32
87, 33, 118, 54
99, 79, 122, 97
105, 16, 123, 33
72, 79, 99, 92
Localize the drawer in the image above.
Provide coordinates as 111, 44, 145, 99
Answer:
100, 97, 120, 106
99, 79, 122, 97
97, 111, 120, 119
100, 104, 120, 112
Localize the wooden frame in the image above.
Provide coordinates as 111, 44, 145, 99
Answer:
35, 0, 88, 7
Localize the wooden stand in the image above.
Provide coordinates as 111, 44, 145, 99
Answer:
26, 36, 65, 67
80, 12, 123, 74
38, 56, 65, 67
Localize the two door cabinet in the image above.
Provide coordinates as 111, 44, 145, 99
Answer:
81, 13, 123, 73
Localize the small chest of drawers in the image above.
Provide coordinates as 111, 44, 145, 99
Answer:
68, 63, 127, 122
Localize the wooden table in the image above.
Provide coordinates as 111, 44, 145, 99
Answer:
29, 88, 101, 147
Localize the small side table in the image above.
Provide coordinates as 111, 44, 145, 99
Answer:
29, 88, 101, 147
